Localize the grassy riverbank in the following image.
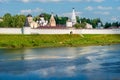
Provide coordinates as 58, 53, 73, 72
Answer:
0, 34, 120, 48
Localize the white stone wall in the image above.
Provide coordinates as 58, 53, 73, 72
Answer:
0, 28, 22, 34
0, 28, 120, 34
30, 29, 120, 34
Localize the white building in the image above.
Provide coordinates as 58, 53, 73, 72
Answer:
71, 8, 77, 25
66, 8, 77, 27
85, 23, 93, 29
37, 14, 48, 26
0, 17, 3, 22
25, 14, 38, 28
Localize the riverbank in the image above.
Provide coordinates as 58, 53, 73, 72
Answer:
0, 34, 120, 48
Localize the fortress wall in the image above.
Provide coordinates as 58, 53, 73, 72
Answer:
77, 29, 120, 34
0, 28, 22, 34
0, 27, 120, 34
31, 29, 120, 34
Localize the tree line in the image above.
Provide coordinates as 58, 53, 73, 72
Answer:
0, 13, 120, 28
0, 13, 26, 28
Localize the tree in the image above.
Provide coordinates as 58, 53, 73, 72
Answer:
91, 18, 101, 28
0, 22, 4, 27
3, 13, 12, 27
74, 23, 86, 29
104, 22, 111, 28
55, 15, 68, 25
76, 16, 80, 23
111, 22, 119, 27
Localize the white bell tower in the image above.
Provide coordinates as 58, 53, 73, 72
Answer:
71, 8, 77, 25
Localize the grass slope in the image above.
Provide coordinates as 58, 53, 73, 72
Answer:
0, 34, 120, 48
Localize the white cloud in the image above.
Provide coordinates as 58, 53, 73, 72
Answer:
19, 0, 105, 3
20, 8, 43, 14
0, 0, 105, 3
20, 0, 61, 3
70, 0, 105, 2
94, 11, 110, 15
0, 0, 8, 3
85, 6, 94, 11
62, 11, 82, 17
21, 0, 29, 3
117, 6, 120, 10
93, 0, 104, 2
115, 0, 120, 2
97, 6, 113, 10
111, 17, 118, 21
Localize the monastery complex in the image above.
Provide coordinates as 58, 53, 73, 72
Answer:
0, 8, 120, 34
25, 8, 93, 29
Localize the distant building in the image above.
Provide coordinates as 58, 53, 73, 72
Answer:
66, 8, 77, 27
0, 17, 3, 22
37, 14, 48, 26
25, 14, 38, 28
85, 23, 93, 29
108, 26, 119, 29
66, 19, 72, 27
49, 13, 56, 27
71, 8, 77, 25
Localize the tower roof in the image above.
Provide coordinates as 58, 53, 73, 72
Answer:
39, 13, 44, 17
27, 14, 32, 17
71, 8, 77, 25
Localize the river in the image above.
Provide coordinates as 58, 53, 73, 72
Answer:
0, 44, 120, 80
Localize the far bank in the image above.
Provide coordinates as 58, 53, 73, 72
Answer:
0, 34, 120, 48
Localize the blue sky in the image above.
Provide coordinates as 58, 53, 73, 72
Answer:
0, 0, 120, 23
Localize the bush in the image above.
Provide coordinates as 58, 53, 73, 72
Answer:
73, 23, 86, 29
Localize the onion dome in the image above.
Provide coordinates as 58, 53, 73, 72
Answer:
27, 14, 32, 17
39, 13, 44, 17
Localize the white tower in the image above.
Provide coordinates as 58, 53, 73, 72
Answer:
71, 8, 77, 25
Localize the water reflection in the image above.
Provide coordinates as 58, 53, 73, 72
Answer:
0, 44, 120, 80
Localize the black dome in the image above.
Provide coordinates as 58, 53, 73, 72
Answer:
27, 14, 32, 17
39, 13, 44, 17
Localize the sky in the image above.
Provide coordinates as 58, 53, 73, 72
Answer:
0, 0, 120, 23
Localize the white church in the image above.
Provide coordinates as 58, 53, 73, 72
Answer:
25, 8, 93, 29
66, 8, 93, 29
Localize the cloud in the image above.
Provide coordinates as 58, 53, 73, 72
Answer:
97, 6, 113, 10
70, 0, 105, 2
21, 0, 29, 3
93, 0, 104, 2
20, 0, 61, 3
62, 11, 83, 17
117, 6, 120, 10
115, 0, 120, 1
111, 17, 118, 21
85, 6, 94, 11
94, 11, 110, 15
0, 0, 105, 3
0, 0, 8, 3
19, 0, 105, 3
20, 8, 43, 14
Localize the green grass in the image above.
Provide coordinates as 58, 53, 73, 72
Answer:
0, 34, 120, 48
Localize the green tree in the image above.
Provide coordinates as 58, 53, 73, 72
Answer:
0, 22, 4, 27
11, 15, 26, 27
55, 15, 68, 25
74, 23, 86, 29
3, 13, 12, 27
104, 22, 111, 28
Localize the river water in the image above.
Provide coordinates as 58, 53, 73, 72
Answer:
0, 44, 120, 80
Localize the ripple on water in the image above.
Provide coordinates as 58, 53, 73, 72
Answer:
0, 44, 120, 80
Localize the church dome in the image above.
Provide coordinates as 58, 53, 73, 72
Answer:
39, 13, 44, 17
27, 14, 32, 17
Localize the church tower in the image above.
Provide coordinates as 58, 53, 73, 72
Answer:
49, 12, 56, 27
71, 8, 77, 25
25, 14, 33, 26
